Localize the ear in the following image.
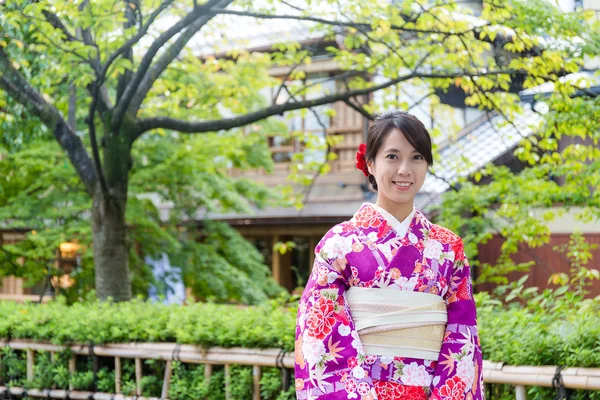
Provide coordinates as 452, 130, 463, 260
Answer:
367, 159, 374, 176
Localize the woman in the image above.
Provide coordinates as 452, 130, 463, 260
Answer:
294, 111, 483, 400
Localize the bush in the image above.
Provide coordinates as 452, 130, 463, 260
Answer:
0, 296, 296, 351
476, 292, 600, 400
1, 294, 599, 399
0, 297, 296, 399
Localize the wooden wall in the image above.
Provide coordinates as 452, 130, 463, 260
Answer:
477, 233, 600, 297
0, 232, 28, 298
229, 100, 365, 183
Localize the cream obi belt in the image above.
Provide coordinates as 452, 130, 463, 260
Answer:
346, 287, 447, 360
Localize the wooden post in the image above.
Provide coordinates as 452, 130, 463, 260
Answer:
26, 349, 34, 382
185, 287, 195, 303
135, 358, 143, 396
115, 357, 122, 394
50, 351, 56, 389
203, 364, 213, 400
272, 235, 281, 285
252, 365, 261, 400
224, 364, 231, 400
204, 363, 213, 381
161, 360, 173, 399
516, 385, 527, 400
280, 241, 292, 290
68, 355, 76, 391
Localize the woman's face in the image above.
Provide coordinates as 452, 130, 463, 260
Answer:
366, 128, 428, 209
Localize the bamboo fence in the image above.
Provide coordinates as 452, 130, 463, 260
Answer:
0, 339, 598, 399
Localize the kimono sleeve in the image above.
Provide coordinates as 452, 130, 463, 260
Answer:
430, 242, 484, 400
294, 236, 378, 400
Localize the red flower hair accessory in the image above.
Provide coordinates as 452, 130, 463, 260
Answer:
355, 143, 369, 177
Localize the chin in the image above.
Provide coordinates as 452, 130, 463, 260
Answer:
392, 197, 414, 204
385, 193, 414, 204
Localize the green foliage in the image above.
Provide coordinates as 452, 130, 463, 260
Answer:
1, 293, 600, 398
168, 362, 212, 400
418, 0, 600, 293
0, 347, 26, 387
0, 298, 298, 398
167, 363, 294, 400
0, 130, 287, 303
549, 232, 600, 292
434, 104, 600, 287
0, 297, 297, 350
476, 290, 600, 400
2, 0, 599, 300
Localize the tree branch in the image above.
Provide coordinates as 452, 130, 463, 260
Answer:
116, 0, 138, 101
0, 48, 97, 195
209, 8, 488, 37
103, 0, 174, 86
406, 91, 437, 112
125, 0, 234, 124
87, 83, 111, 200
134, 69, 523, 137
16, 9, 93, 67
281, 1, 305, 13
41, 10, 78, 42
112, 0, 227, 132
453, 34, 531, 142
36, 6, 112, 114
272, 53, 310, 105
343, 97, 372, 119
75, 0, 113, 112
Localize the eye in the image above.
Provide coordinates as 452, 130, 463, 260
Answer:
413, 154, 424, 161
386, 154, 398, 160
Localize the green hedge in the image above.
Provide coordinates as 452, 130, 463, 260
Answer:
0, 297, 297, 399
1, 295, 599, 399
0, 297, 295, 351
477, 294, 600, 369
477, 292, 600, 400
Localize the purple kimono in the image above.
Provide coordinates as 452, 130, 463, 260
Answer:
294, 203, 484, 399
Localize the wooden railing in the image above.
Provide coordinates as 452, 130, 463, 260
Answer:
0, 294, 52, 303
1, 339, 599, 399
484, 361, 600, 399
0, 339, 293, 400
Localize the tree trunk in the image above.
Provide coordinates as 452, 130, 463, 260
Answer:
91, 178, 132, 302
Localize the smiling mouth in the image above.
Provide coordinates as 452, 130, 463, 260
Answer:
392, 181, 413, 188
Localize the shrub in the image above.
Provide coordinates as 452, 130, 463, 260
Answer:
1, 293, 598, 399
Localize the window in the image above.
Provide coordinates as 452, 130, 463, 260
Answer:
270, 72, 335, 164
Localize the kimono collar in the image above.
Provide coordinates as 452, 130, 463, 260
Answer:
362, 202, 416, 238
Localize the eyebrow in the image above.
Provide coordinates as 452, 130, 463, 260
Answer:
384, 148, 420, 154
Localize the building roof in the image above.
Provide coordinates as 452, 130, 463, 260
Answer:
422, 70, 600, 195
421, 103, 544, 195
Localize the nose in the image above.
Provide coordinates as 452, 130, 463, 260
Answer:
396, 159, 412, 176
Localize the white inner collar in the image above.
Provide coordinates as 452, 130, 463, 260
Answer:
365, 203, 416, 238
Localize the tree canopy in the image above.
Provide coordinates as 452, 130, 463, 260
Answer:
1, 0, 599, 301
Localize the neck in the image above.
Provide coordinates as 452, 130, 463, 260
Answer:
374, 198, 414, 222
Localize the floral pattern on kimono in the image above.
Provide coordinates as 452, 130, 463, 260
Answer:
295, 203, 484, 400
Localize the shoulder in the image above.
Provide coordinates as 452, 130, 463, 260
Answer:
316, 219, 359, 248
428, 223, 463, 245
428, 223, 466, 262
314, 219, 360, 263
